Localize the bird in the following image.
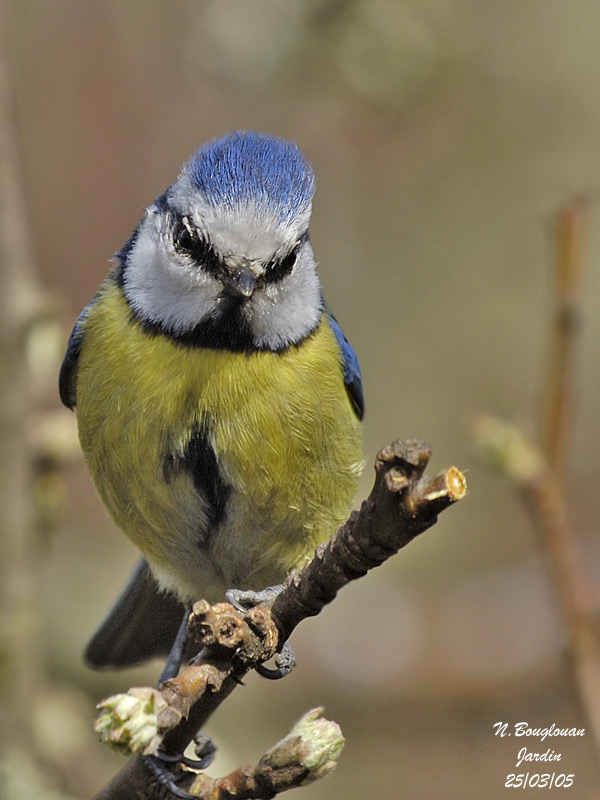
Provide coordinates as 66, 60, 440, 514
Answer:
59, 130, 364, 678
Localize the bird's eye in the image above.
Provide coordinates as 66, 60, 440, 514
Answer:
280, 249, 297, 272
265, 244, 300, 283
173, 219, 220, 274
174, 220, 195, 253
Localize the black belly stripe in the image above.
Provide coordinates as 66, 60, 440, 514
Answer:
163, 422, 231, 534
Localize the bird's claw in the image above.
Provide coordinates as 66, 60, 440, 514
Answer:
256, 640, 296, 679
145, 734, 216, 798
225, 584, 284, 611
225, 585, 296, 680
144, 754, 196, 799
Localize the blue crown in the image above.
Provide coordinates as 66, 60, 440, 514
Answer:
184, 131, 315, 222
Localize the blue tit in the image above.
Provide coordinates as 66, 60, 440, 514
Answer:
60, 131, 364, 671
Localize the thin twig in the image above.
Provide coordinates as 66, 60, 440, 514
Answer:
539, 198, 600, 755
543, 198, 586, 476
475, 197, 600, 761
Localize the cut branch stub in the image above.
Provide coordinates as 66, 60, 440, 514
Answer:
186, 600, 280, 671
271, 437, 466, 641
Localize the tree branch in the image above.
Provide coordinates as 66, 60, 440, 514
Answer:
475, 197, 600, 762
542, 197, 586, 477
91, 438, 466, 799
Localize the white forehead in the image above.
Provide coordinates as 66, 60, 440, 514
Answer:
168, 172, 311, 262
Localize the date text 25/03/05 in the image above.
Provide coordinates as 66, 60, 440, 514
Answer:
505, 773, 574, 789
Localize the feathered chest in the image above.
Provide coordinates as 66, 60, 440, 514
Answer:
77, 286, 350, 451
73, 284, 362, 596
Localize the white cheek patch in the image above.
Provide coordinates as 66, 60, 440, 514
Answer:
247, 250, 323, 349
123, 217, 221, 334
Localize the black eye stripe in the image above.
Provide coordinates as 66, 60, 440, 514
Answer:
264, 243, 300, 283
173, 218, 220, 275
173, 219, 305, 285
175, 225, 194, 250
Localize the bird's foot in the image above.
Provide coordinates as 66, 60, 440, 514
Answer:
225, 585, 296, 679
144, 754, 195, 799
256, 639, 296, 680
225, 584, 284, 610
145, 733, 216, 798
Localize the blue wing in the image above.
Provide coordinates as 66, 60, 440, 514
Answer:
326, 312, 364, 420
59, 296, 98, 410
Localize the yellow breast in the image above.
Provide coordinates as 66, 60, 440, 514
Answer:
75, 281, 362, 600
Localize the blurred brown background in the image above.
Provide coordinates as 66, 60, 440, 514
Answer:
2, 1, 600, 797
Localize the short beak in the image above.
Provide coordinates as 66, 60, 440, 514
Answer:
223, 261, 255, 299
